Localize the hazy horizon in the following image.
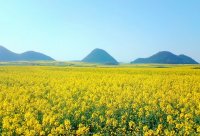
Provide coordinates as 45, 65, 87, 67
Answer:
0, 0, 200, 62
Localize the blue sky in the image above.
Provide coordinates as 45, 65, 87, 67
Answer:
0, 0, 200, 62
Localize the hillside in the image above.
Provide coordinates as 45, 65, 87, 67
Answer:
0, 46, 54, 61
82, 48, 119, 65
131, 51, 198, 64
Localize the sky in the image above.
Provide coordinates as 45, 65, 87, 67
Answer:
0, 0, 200, 62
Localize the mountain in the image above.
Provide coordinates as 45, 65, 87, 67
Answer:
178, 54, 198, 64
0, 45, 19, 61
131, 51, 198, 64
82, 48, 119, 65
0, 45, 54, 61
20, 51, 54, 61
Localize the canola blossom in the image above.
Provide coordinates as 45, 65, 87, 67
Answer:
0, 66, 200, 135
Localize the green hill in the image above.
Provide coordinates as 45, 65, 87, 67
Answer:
0, 45, 54, 61
131, 51, 198, 64
82, 48, 119, 65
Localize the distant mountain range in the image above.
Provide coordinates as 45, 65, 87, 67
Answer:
131, 51, 198, 64
82, 48, 119, 65
0, 46, 198, 64
0, 45, 54, 61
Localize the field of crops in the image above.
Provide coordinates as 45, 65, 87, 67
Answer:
0, 66, 200, 135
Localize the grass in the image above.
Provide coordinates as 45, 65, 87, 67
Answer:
0, 61, 199, 70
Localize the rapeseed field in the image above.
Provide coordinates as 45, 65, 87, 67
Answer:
0, 66, 199, 135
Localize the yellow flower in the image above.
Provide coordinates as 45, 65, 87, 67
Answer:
129, 121, 135, 130
156, 124, 163, 133
64, 119, 71, 130
0, 66, 199, 135
167, 115, 173, 124
143, 126, 149, 132
76, 124, 89, 136
40, 131, 46, 136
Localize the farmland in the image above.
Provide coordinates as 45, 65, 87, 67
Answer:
0, 65, 200, 135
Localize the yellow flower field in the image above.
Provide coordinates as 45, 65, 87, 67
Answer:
0, 66, 199, 135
